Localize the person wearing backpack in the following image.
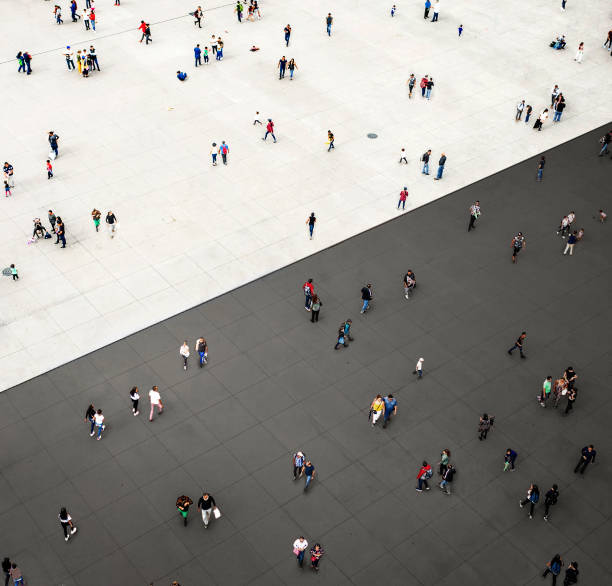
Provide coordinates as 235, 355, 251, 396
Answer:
519, 483, 539, 519
416, 461, 432, 492
543, 484, 559, 521
218, 141, 229, 164
542, 554, 563, 585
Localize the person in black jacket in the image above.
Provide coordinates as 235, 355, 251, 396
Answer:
439, 464, 454, 494
197, 492, 217, 528
543, 484, 559, 521
574, 445, 596, 475
360, 284, 373, 313
563, 562, 578, 585
2, 557, 11, 586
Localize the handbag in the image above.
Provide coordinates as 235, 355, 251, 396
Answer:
213, 506, 221, 519
293, 547, 300, 555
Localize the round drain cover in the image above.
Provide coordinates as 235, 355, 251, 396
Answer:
367, 133, 378, 139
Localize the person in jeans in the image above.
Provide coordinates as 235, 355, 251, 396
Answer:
85, 404, 96, 436
360, 284, 373, 313
519, 483, 539, 519
197, 492, 216, 528
508, 331, 526, 357
301, 460, 315, 491
416, 461, 432, 491
434, 153, 446, 179
94, 409, 105, 440
421, 149, 431, 174
382, 394, 397, 429
306, 212, 316, 239
293, 536, 308, 568
310, 295, 321, 322
325, 13, 333, 35
302, 278, 314, 310
439, 464, 454, 494
9, 564, 23, 586
195, 337, 208, 367
310, 543, 324, 571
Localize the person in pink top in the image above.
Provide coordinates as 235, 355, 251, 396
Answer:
398, 186, 408, 210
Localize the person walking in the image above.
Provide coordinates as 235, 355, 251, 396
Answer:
310, 295, 321, 322
412, 357, 424, 378
9, 265, 18, 281
83, 9, 90, 29
543, 484, 559, 521
90, 8, 96, 31
203, 46, 209, 63
553, 100, 566, 122
508, 331, 526, 358
3, 162, 15, 188
539, 376, 552, 407
278, 56, 287, 79
105, 211, 118, 238
93, 409, 105, 440
403, 270, 416, 299
148, 386, 163, 421
310, 544, 324, 571
438, 449, 450, 476
382, 394, 397, 429
46, 160, 53, 179
195, 337, 208, 367
511, 232, 525, 263
130, 386, 140, 415
176, 495, 193, 526
70, 0, 78, 21
327, 130, 334, 151
217, 38, 224, 60
48, 131, 60, 158
421, 149, 431, 174
179, 341, 190, 370
399, 148, 408, 164
360, 284, 373, 313
342, 319, 354, 343
197, 492, 217, 528
16, 52, 25, 74
516, 100, 525, 121
91, 208, 101, 232
234, 1, 243, 22
398, 186, 408, 210
563, 231, 577, 255
563, 562, 579, 585
542, 554, 563, 585
468, 200, 480, 231
194, 44, 202, 67
599, 130, 611, 156
138, 21, 149, 43
574, 445, 596, 475
293, 536, 308, 568
419, 75, 429, 97
194, 6, 203, 27
564, 386, 577, 415
536, 156, 545, 181
23, 51, 32, 75
58, 508, 78, 542
503, 448, 517, 471
478, 413, 493, 440
292, 451, 305, 480
306, 212, 316, 239
369, 394, 385, 427
325, 13, 333, 36
302, 278, 314, 310
284, 24, 291, 46
416, 461, 432, 492
434, 152, 446, 179
302, 460, 315, 491
8, 564, 23, 586
219, 141, 229, 164
407, 74, 416, 98
2, 558, 11, 586
425, 77, 434, 99
288, 58, 298, 80
89, 46, 100, 70
263, 119, 277, 142
85, 404, 96, 436
439, 464, 454, 494
519, 483, 539, 519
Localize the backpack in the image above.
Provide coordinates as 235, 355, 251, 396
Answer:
551, 560, 561, 575
424, 468, 433, 479
530, 491, 539, 503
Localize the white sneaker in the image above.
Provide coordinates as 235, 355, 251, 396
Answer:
71, 527, 78, 534
65, 535, 70, 542
90, 432, 95, 437
183, 365, 187, 370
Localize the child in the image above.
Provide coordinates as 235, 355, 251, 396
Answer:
203, 46, 209, 63
458, 24, 463, 37
253, 111, 262, 125
599, 209, 607, 223
391, 4, 396, 16
47, 159, 53, 179
10, 264, 19, 280
4, 181, 11, 197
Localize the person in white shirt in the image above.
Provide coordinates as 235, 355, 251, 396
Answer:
293, 536, 309, 567
515, 100, 525, 121
432, 0, 440, 21
82, 8, 90, 29
130, 386, 140, 415
574, 41, 584, 63
93, 409, 105, 440
64, 46, 75, 70
413, 357, 424, 378
149, 385, 163, 421
180, 341, 190, 370
59, 507, 78, 541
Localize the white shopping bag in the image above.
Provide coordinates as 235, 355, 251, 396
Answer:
213, 507, 222, 519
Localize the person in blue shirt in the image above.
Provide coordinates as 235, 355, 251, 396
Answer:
424, 0, 431, 19
177, 71, 188, 81
382, 394, 397, 429
504, 448, 518, 471
194, 44, 202, 67
301, 460, 315, 491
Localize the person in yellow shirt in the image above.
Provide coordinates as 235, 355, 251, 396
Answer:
369, 394, 385, 427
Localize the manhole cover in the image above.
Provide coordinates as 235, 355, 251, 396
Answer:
367, 133, 378, 139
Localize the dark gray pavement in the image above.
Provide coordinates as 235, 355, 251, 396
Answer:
2, 124, 612, 586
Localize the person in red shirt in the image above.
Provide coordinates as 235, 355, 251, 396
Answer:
138, 20, 147, 42
398, 186, 408, 210
420, 75, 429, 97
262, 119, 276, 143
416, 461, 432, 492
302, 279, 314, 311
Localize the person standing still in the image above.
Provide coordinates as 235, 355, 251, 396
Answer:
284, 24, 291, 46
219, 141, 229, 164
478, 413, 493, 440
425, 77, 434, 99
194, 44, 202, 67
431, 0, 440, 21
424, 0, 431, 19
55, 218, 66, 248
574, 445, 595, 475
468, 200, 480, 231
293, 537, 308, 568
412, 357, 424, 378
398, 186, 408, 210
306, 212, 316, 239
508, 331, 526, 358
434, 153, 446, 179
148, 386, 163, 421
325, 13, 333, 36
524, 104, 533, 124
536, 156, 545, 181
504, 448, 517, 471
511, 232, 525, 263
48, 131, 60, 158
421, 149, 431, 174
516, 100, 525, 121
303, 278, 314, 310
563, 231, 577, 255
235, 1, 243, 22
310, 295, 321, 322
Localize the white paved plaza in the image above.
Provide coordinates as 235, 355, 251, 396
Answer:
1, 0, 610, 391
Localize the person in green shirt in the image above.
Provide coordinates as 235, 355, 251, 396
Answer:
539, 376, 552, 407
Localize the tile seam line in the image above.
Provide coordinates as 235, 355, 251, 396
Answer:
0, 2, 236, 65
2, 121, 610, 392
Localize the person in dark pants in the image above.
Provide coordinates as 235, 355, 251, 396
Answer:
310, 543, 324, 571
302, 278, 314, 310
504, 448, 517, 471
537, 155, 546, 181
424, 0, 431, 19
325, 13, 333, 36
342, 319, 354, 343
310, 295, 321, 322
284, 24, 291, 46
434, 153, 446, 179
508, 331, 526, 358
23, 51, 32, 74
48, 131, 60, 157
574, 445, 596, 475
55, 218, 66, 247
360, 284, 373, 313
543, 484, 559, 521
564, 387, 576, 414
334, 325, 346, 350
511, 232, 526, 263
519, 483, 539, 519
2, 557, 11, 586
278, 56, 287, 79
306, 212, 316, 239
293, 536, 308, 568
564, 366, 577, 390
382, 394, 397, 429
478, 413, 493, 440
58, 508, 78, 541
468, 201, 480, 231
542, 554, 563, 585
327, 130, 334, 151
563, 562, 579, 585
